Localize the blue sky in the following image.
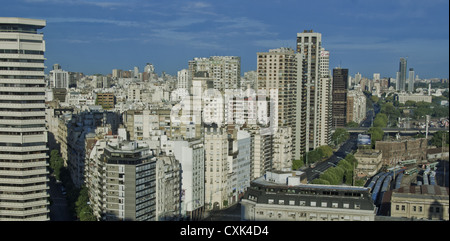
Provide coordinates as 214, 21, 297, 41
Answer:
2, 0, 449, 79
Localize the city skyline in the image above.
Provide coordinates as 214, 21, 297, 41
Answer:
1, 0, 449, 79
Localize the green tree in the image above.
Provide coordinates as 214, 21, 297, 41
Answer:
310, 179, 330, 185
346, 121, 359, 127
49, 149, 64, 180
370, 95, 379, 103
368, 127, 384, 147
373, 113, 388, 128
317, 145, 333, 159
430, 131, 449, 147
75, 186, 93, 221
306, 150, 321, 165
79, 205, 96, 221
344, 154, 357, 166
433, 105, 449, 118
332, 128, 349, 146
292, 158, 304, 170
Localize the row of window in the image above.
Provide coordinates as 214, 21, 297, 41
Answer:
0, 49, 43, 55
265, 198, 361, 209
255, 210, 370, 221
395, 204, 445, 214
0, 58, 44, 63
0, 67, 44, 71
0, 38, 42, 43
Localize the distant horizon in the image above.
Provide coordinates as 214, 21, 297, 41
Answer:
2, 0, 448, 79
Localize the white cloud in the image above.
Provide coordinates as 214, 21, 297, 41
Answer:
46, 17, 140, 27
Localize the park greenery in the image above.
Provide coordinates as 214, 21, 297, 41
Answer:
49, 150, 95, 221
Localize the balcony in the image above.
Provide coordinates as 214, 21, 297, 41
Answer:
0, 168, 48, 176
0, 176, 48, 185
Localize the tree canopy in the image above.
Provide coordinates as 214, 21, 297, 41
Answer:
430, 130, 449, 147
332, 128, 349, 146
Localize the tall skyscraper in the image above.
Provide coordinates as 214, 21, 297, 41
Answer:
0, 17, 49, 220
408, 68, 415, 93
397, 57, 407, 91
332, 68, 349, 128
296, 30, 332, 158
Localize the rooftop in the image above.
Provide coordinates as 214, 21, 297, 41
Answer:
0, 17, 45, 29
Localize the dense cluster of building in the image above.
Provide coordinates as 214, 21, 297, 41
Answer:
0, 17, 448, 221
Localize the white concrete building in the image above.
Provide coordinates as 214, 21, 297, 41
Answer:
273, 126, 293, 172
155, 155, 181, 221
49, 64, 69, 89
296, 30, 332, 155
241, 171, 376, 221
347, 90, 367, 124
228, 130, 252, 204
248, 126, 273, 180
172, 138, 205, 220
0, 17, 49, 220
177, 68, 191, 92
204, 126, 229, 210
188, 56, 241, 91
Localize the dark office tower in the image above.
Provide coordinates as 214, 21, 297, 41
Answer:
0, 18, 49, 220
397, 57, 407, 91
332, 68, 348, 128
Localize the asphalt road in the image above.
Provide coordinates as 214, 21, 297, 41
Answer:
48, 175, 74, 221
202, 203, 241, 221
304, 133, 358, 182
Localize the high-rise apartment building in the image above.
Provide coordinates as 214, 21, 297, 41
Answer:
408, 68, 415, 93
204, 126, 229, 211
0, 17, 49, 221
332, 68, 349, 128
296, 30, 332, 157
188, 56, 240, 91
346, 90, 367, 125
49, 63, 69, 89
397, 57, 407, 91
94, 140, 157, 221
257, 47, 300, 159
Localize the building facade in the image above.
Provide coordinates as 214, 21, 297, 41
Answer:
188, 56, 241, 91
375, 137, 428, 165
332, 68, 348, 128
397, 57, 407, 91
390, 185, 449, 221
49, 63, 69, 89
346, 90, 367, 124
0, 17, 49, 221
408, 68, 415, 93
241, 171, 376, 221
97, 140, 157, 221
354, 149, 383, 178
296, 30, 332, 156
204, 126, 229, 211
256, 47, 301, 160
172, 138, 205, 220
